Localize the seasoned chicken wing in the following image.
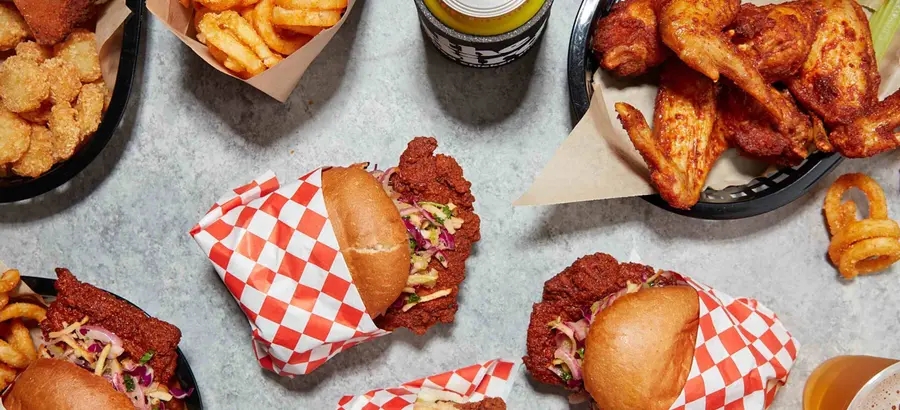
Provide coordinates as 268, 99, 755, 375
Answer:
592, 0, 668, 77
828, 90, 900, 157
727, 1, 824, 82
658, 0, 810, 135
615, 60, 725, 209
716, 83, 823, 165
786, 0, 879, 126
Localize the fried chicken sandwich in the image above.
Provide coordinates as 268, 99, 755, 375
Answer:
524, 253, 699, 410
4, 269, 193, 410
323, 137, 480, 334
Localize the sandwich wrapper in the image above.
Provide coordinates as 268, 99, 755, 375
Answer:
665, 273, 798, 409
515, 0, 900, 206
146, 0, 357, 102
336, 358, 520, 410
190, 169, 390, 377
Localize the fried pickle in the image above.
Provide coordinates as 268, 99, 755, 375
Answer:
13, 41, 51, 63
0, 108, 31, 165
592, 0, 668, 77
11, 125, 53, 177
786, 0, 880, 126
48, 102, 81, 161
53, 30, 102, 83
43, 58, 82, 105
615, 60, 725, 210
0, 4, 28, 52
74, 82, 105, 137
0, 55, 50, 113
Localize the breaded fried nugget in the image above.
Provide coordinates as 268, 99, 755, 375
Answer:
14, 41, 51, 63
11, 125, 53, 177
42, 58, 82, 104
0, 4, 29, 52
48, 102, 81, 161
0, 55, 50, 113
0, 108, 32, 165
18, 103, 51, 124
75, 82, 105, 137
92, 80, 111, 111
12, 0, 100, 45
53, 30, 101, 83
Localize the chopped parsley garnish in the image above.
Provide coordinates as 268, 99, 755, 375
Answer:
576, 347, 585, 358
409, 238, 416, 252
560, 367, 573, 382
124, 376, 135, 392
140, 350, 155, 364
406, 294, 421, 304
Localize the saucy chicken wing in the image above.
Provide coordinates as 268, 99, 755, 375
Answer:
786, 0, 880, 126
828, 90, 900, 157
658, 0, 810, 136
615, 60, 725, 209
728, 1, 824, 82
592, 0, 668, 77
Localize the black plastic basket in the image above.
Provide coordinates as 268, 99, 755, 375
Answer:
22, 276, 203, 409
0, 0, 144, 203
567, 0, 842, 219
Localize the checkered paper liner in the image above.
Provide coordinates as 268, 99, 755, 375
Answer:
669, 274, 799, 410
190, 169, 390, 377
336, 358, 520, 410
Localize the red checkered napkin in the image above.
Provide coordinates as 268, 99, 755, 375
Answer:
336, 358, 520, 410
669, 274, 799, 410
190, 169, 390, 377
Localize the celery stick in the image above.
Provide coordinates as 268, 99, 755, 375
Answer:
870, 0, 900, 61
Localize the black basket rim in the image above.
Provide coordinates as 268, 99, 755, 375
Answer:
21, 275, 203, 409
566, 0, 842, 220
0, 0, 145, 203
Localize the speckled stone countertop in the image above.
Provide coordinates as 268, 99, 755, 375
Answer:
1, 2, 899, 409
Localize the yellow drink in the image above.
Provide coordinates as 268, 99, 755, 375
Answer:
423, 0, 546, 36
804, 355, 899, 410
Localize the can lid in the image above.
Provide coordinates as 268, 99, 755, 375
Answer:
441, 0, 528, 18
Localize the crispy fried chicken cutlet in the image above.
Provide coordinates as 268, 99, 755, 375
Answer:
374, 137, 481, 335
41, 268, 182, 384
524, 253, 668, 387
12, 0, 108, 45
592, 0, 669, 77
415, 397, 506, 410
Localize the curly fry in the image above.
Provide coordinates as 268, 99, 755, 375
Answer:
0, 270, 19, 293
824, 173, 888, 236
254, 0, 308, 55
0, 303, 46, 323
828, 219, 900, 264
838, 237, 900, 279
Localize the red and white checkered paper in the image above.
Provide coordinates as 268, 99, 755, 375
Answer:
190, 169, 390, 377
336, 358, 520, 410
670, 274, 799, 410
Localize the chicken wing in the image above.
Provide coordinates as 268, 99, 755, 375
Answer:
727, 1, 824, 82
828, 90, 900, 157
615, 60, 725, 209
786, 0, 879, 126
658, 0, 810, 136
592, 0, 668, 77
716, 83, 823, 165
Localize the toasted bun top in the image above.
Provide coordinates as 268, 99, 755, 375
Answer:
4, 359, 134, 410
322, 167, 410, 316
582, 286, 700, 410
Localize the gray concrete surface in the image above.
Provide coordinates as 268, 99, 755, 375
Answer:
1, 1, 899, 409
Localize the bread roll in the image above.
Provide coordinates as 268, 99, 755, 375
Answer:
4, 358, 134, 410
582, 286, 700, 410
322, 167, 410, 316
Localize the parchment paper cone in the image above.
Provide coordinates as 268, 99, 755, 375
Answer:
146, 0, 358, 102
515, 0, 900, 207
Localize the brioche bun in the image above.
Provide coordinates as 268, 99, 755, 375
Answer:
4, 358, 134, 410
322, 167, 410, 316
582, 286, 700, 410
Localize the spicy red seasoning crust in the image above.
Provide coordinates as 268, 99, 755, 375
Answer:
456, 397, 507, 409
41, 269, 182, 384
374, 137, 481, 334
524, 253, 675, 387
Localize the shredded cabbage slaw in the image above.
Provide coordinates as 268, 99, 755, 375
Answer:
40, 317, 192, 410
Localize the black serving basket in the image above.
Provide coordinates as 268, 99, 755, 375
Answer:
0, 0, 144, 203
567, 0, 843, 220
21, 276, 203, 409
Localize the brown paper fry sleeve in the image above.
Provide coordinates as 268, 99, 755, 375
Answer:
146, 0, 357, 102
